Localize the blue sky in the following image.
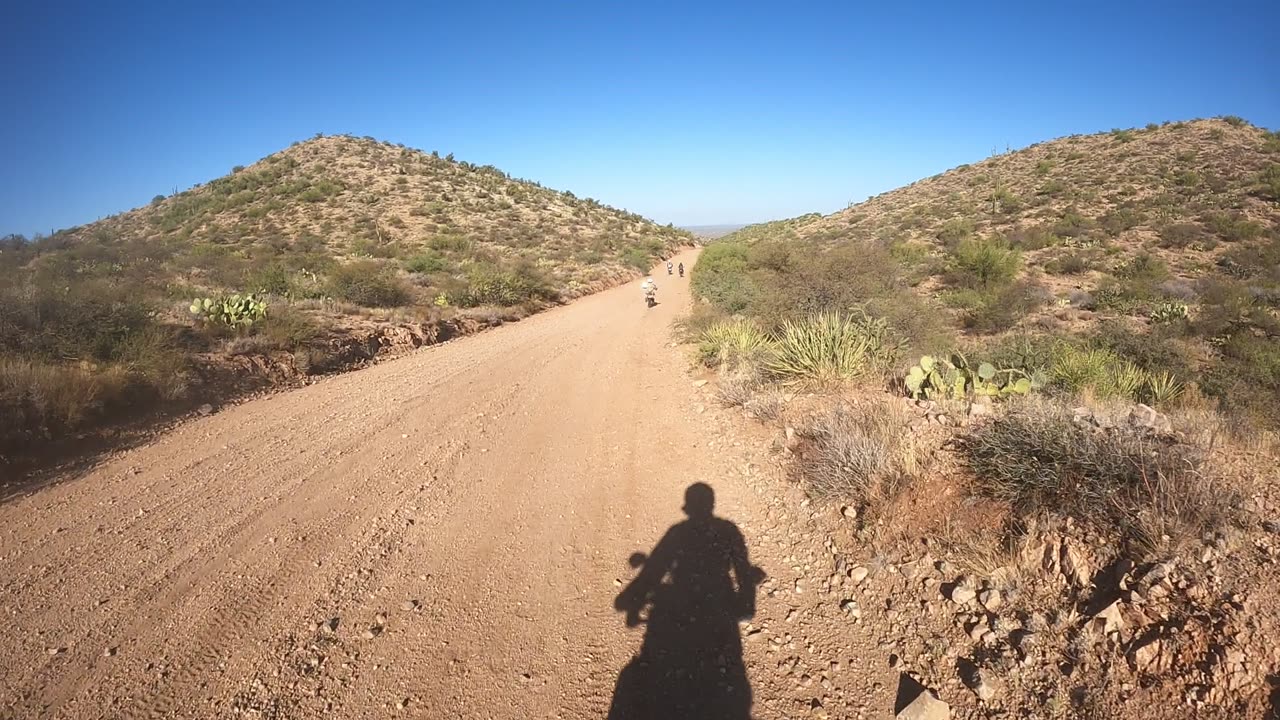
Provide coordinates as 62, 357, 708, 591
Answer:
2, 0, 1277, 235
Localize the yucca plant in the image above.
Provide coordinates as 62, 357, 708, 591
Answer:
1146, 371, 1186, 406
766, 311, 897, 384
1109, 360, 1149, 400
698, 318, 775, 369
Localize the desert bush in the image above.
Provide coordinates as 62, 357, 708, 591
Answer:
0, 359, 129, 448
947, 237, 1021, 290
747, 243, 954, 354
716, 367, 766, 408
1111, 128, 1136, 143
1157, 222, 1207, 249
1091, 321, 1194, 380
1256, 164, 1280, 201
766, 311, 900, 385
246, 263, 297, 297
1218, 235, 1280, 280
620, 246, 655, 272
691, 242, 755, 313
459, 264, 553, 307
1101, 252, 1171, 307
326, 261, 411, 307
256, 306, 320, 350
1100, 207, 1145, 236
425, 234, 472, 253
1201, 334, 1280, 428
1044, 250, 1093, 275
991, 188, 1023, 214
699, 318, 775, 368
1052, 208, 1096, 239
403, 251, 447, 274
0, 280, 157, 363
796, 400, 918, 506
1003, 225, 1060, 251
1201, 210, 1264, 243
936, 217, 975, 246
962, 399, 1239, 550
948, 281, 1046, 334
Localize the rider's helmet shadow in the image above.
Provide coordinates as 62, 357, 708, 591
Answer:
609, 483, 765, 720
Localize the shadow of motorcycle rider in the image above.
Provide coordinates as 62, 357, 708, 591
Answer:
609, 483, 765, 720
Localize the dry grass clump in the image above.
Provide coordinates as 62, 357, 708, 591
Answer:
960, 398, 1241, 551
795, 399, 920, 507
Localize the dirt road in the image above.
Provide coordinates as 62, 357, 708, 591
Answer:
0, 251, 898, 719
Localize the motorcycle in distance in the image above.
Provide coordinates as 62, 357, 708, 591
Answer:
678, 263, 684, 278
666, 261, 673, 275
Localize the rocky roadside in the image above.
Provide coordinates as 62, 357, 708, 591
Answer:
687, 369, 1280, 719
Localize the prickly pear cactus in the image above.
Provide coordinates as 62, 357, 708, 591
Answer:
190, 294, 268, 330
904, 353, 1040, 401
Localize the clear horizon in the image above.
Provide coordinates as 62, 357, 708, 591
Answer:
3, 0, 1278, 237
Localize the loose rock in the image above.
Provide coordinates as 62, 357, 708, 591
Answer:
895, 682, 950, 720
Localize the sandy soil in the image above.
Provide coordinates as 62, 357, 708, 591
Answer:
0, 251, 903, 719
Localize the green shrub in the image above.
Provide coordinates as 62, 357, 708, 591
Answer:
1100, 207, 1144, 236
404, 251, 447, 274
936, 217, 975, 245
460, 265, 552, 307
1201, 211, 1264, 242
326, 261, 411, 307
947, 237, 1021, 290
1003, 225, 1060, 250
0, 280, 156, 363
953, 281, 1046, 333
766, 311, 899, 385
621, 246, 654, 272
246, 263, 295, 296
0, 359, 127, 449
991, 188, 1023, 214
690, 242, 754, 313
1045, 341, 1186, 405
1256, 164, 1280, 201
745, 242, 953, 354
426, 234, 472, 253
1219, 115, 1246, 127
1038, 179, 1066, 196
1111, 129, 1136, 143
961, 400, 1237, 550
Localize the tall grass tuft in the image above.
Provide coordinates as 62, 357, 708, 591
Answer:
698, 318, 775, 369
796, 400, 919, 507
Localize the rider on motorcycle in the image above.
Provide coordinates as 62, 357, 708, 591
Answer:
678, 262, 684, 277
666, 261, 673, 275
641, 277, 657, 300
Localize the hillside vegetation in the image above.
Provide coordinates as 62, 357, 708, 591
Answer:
688, 118, 1280, 718
692, 117, 1280, 427
0, 135, 690, 452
